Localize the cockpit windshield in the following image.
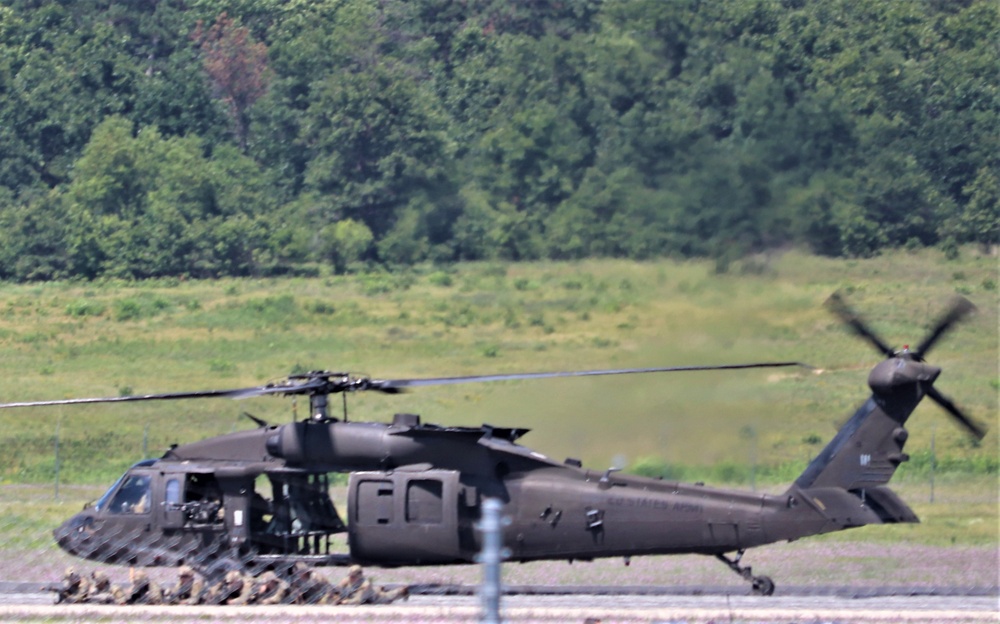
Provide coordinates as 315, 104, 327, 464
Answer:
92, 475, 125, 512
93, 460, 156, 513
108, 474, 151, 514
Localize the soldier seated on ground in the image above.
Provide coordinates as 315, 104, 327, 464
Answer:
247, 571, 289, 605
335, 565, 408, 605
118, 567, 163, 605
203, 569, 254, 605
284, 563, 337, 604
85, 570, 117, 604
56, 567, 91, 604
164, 565, 204, 605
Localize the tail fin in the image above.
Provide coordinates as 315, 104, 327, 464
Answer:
785, 356, 943, 525
792, 395, 911, 492
781, 294, 983, 531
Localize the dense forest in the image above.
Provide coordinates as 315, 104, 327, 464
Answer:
0, 0, 996, 280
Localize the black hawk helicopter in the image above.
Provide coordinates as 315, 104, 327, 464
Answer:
0, 295, 985, 595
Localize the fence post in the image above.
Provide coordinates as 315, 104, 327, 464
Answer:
477, 498, 509, 624
54, 419, 61, 500
929, 428, 936, 504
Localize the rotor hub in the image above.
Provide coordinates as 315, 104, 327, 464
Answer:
868, 357, 941, 395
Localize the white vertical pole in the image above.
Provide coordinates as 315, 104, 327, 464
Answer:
929, 428, 936, 504
478, 498, 509, 624
54, 418, 61, 500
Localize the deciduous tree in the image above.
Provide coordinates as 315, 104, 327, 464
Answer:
193, 12, 271, 152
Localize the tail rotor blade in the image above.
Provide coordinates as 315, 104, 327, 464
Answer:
926, 386, 986, 441
825, 292, 895, 358
913, 296, 977, 360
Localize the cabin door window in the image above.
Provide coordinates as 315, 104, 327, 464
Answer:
161, 476, 186, 529
406, 479, 443, 524
356, 480, 394, 525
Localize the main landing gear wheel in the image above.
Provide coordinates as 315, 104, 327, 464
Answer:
715, 550, 776, 596
751, 574, 775, 596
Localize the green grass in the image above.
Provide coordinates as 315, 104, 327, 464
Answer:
0, 248, 995, 492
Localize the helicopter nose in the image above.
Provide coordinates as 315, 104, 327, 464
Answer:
53, 514, 94, 556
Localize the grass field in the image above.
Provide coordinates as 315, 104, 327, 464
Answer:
0, 248, 994, 483
0, 249, 1000, 536
0, 248, 995, 583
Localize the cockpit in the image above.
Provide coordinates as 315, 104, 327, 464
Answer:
92, 459, 156, 513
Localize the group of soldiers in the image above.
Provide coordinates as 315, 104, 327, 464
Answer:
55, 563, 409, 606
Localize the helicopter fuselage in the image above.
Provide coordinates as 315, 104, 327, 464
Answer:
53, 411, 876, 573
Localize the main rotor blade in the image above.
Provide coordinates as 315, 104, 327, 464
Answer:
371, 361, 812, 391
0, 376, 334, 409
0, 362, 812, 409
230, 376, 331, 398
926, 386, 987, 441
913, 296, 977, 360
825, 292, 895, 358
0, 387, 264, 409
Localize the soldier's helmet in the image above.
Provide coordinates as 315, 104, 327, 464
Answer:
259, 571, 277, 583
224, 570, 242, 583
92, 570, 110, 588
178, 565, 194, 577
64, 567, 77, 578
132, 569, 148, 582
348, 564, 363, 577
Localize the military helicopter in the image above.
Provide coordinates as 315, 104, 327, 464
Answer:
0, 295, 985, 595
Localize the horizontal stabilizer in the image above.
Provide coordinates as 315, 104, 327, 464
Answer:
859, 486, 919, 524
796, 485, 918, 529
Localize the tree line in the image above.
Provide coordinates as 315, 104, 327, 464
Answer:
0, 0, 996, 280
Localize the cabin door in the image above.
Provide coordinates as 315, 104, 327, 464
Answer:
160, 472, 187, 529
348, 470, 462, 565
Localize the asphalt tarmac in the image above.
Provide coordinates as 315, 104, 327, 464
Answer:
1, 586, 996, 623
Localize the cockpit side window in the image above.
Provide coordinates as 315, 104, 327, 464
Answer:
108, 474, 152, 514
165, 478, 182, 505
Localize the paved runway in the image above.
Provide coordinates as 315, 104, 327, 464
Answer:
1, 587, 996, 623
